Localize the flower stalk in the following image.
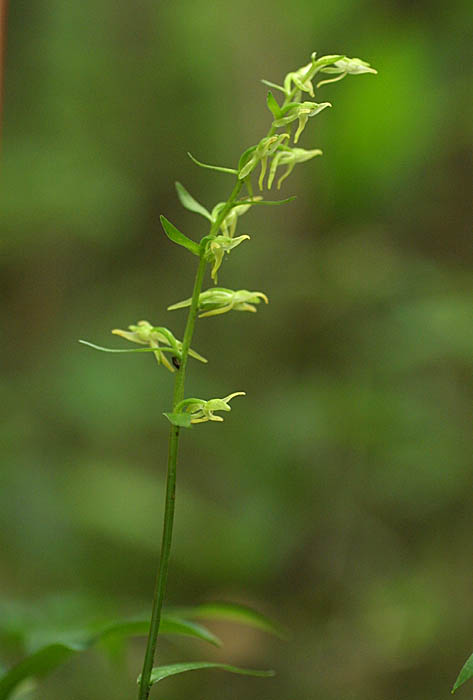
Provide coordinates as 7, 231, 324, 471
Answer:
79, 51, 377, 700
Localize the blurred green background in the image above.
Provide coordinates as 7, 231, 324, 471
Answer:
1, 0, 472, 698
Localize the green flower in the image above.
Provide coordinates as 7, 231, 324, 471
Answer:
282, 53, 345, 97
111, 321, 206, 372
317, 56, 377, 88
272, 101, 332, 143
211, 196, 262, 237
168, 288, 269, 318
205, 234, 251, 284
238, 134, 289, 185
266, 147, 323, 189
175, 392, 246, 424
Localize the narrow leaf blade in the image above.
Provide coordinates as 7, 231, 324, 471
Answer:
145, 661, 275, 686
170, 601, 287, 639
266, 91, 282, 119
160, 216, 200, 256
452, 651, 473, 693
79, 341, 163, 354
229, 196, 296, 209
97, 616, 221, 647
187, 152, 238, 175
175, 182, 212, 221
261, 79, 286, 93
160, 617, 221, 647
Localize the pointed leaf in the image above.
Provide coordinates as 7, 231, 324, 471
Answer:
0, 615, 220, 699
229, 196, 296, 209
452, 651, 473, 693
175, 182, 212, 221
144, 661, 275, 686
238, 146, 257, 173
163, 412, 193, 428
261, 79, 286, 94
266, 91, 282, 119
170, 601, 287, 639
160, 215, 200, 256
79, 340, 171, 354
98, 616, 221, 647
187, 152, 238, 175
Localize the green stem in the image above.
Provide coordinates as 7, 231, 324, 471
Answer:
138, 178, 242, 700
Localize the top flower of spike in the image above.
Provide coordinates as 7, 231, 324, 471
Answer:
264, 52, 377, 98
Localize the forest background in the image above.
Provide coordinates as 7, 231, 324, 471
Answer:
1, 0, 472, 698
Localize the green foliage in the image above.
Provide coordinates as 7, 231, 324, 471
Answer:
0, 614, 222, 699
175, 182, 212, 221
159, 215, 200, 256
170, 601, 288, 639
145, 661, 274, 686
452, 652, 473, 693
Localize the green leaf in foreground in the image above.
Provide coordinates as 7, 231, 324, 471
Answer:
170, 601, 288, 639
452, 651, 473, 693
0, 616, 220, 700
143, 661, 275, 686
0, 644, 78, 700
160, 215, 200, 256
175, 182, 212, 221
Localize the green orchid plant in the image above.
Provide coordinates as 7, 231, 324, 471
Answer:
0, 51, 377, 700
85, 49, 377, 700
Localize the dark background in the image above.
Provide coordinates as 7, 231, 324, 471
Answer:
1, 0, 472, 698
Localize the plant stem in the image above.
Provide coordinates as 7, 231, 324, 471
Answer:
138, 178, 242, 699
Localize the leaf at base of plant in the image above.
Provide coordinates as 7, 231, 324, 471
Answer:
139, 661, 275, 686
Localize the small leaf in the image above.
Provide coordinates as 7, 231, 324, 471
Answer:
238, 146, 256, 173
160, 216, 200, 256
229, 196, 296, 209
266, 91, 282, 119
79, 340, 172, 354
175, 182, 212, 221
163, 412, 193, 429
452, 651, 473, 693
261, 79, 286, 94
187, 152, 238, 175
143, 661, 275, 687
170, 601, 288, 639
